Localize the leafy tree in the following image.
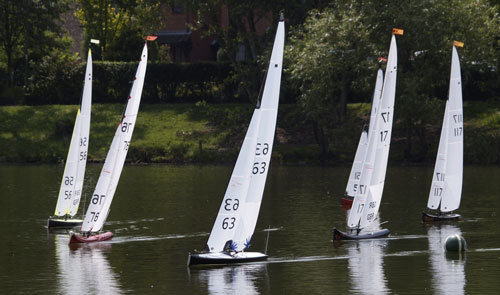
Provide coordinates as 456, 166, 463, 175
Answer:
0, 0, 71, 88
286, 0, 500, 161
76, 0, 163, 61
360, 0, 500, 160
177, 0, 332, 102
286, 5, 375, 159
182, 0, 330, 61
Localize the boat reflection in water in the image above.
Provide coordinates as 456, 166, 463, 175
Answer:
54, 234, 121, 294
344, 217, 390, 295
427, 224, 465, 295
191, 264, 267, 295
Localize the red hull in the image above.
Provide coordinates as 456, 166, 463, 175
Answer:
69, 231, 113, 244
341, 197, 353, 209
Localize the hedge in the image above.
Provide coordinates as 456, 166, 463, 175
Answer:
2, 59, 499, 106
21, 61, 237, 105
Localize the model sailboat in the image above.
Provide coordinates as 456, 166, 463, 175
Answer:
48, 48, 93, 228
188, 13, 284, 266
333, 29, 402, 240
69, 42, 149, 244
422, 42, 464, 222
342, 64, 384, 209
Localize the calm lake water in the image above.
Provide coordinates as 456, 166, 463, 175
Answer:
0, 164, 499, 294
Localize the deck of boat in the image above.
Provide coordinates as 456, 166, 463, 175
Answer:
188, 251, 268, 266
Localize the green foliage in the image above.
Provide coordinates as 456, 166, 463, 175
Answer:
182, 1, 332, 102
26, 51, 80, 104
76, 0, 163, 61
286, 0, 500, 160
286, 6, 375, 158
23, 61, 235, 104
1, 101, 500, 164
393, 75, 445, 161
0, 0, 72, 90
145, 62, 234, 102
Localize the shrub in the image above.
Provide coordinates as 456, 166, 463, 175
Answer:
23, 60, 237, 105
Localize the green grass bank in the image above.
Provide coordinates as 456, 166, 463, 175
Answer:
1, 101, 500, 164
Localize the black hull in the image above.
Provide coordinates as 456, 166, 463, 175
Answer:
47, 218, 83, 229
422, 212, 461, 222
333, 227, 390, 241
188, 253, 268, 266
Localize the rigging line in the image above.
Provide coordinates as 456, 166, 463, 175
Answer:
255, 68, 268, 109
81, 190, 88, 220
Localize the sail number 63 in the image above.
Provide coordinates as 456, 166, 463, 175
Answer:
255, 143, 269, 155
224, 198, 239, 211
252, 162, 267, 174
222, 217, 236, 229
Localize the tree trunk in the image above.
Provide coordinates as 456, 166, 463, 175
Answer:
416, 127, 429, 161
338, 73, 348, 123
313, 121, 329, 161
6, 47, 13, 86
405, 125, 413, 160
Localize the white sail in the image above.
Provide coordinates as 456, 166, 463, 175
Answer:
54, 50, 92, 217
81, 44, 148, 232
345, 68, 384, 197
427, 46, 463, 212
345, 131, 368, 196
348, 35, 398, 229
427, 101, 449, 209
206, 110, 261, 251
368, 68, 384, 137
206, 19, 284, 252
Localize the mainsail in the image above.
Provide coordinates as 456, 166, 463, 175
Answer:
348, 34, 398, 229
81, 44, 148, 232
206, 18, 284, 252
427, 45, 463, 212
345, 130, 368, 196
54, 50, 92, 217
345, 68, 384, 197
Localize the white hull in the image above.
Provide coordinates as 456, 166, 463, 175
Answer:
188, 252, 268, 266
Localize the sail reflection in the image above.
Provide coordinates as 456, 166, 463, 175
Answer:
192, 264, 266, 295
54, 235, 121, 294
427, 224, 465, 295
345, 218, 389, 295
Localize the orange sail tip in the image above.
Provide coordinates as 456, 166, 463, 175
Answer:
453, 40, 464, 48
392, 28, 404, 35
146, 35, 158, 41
